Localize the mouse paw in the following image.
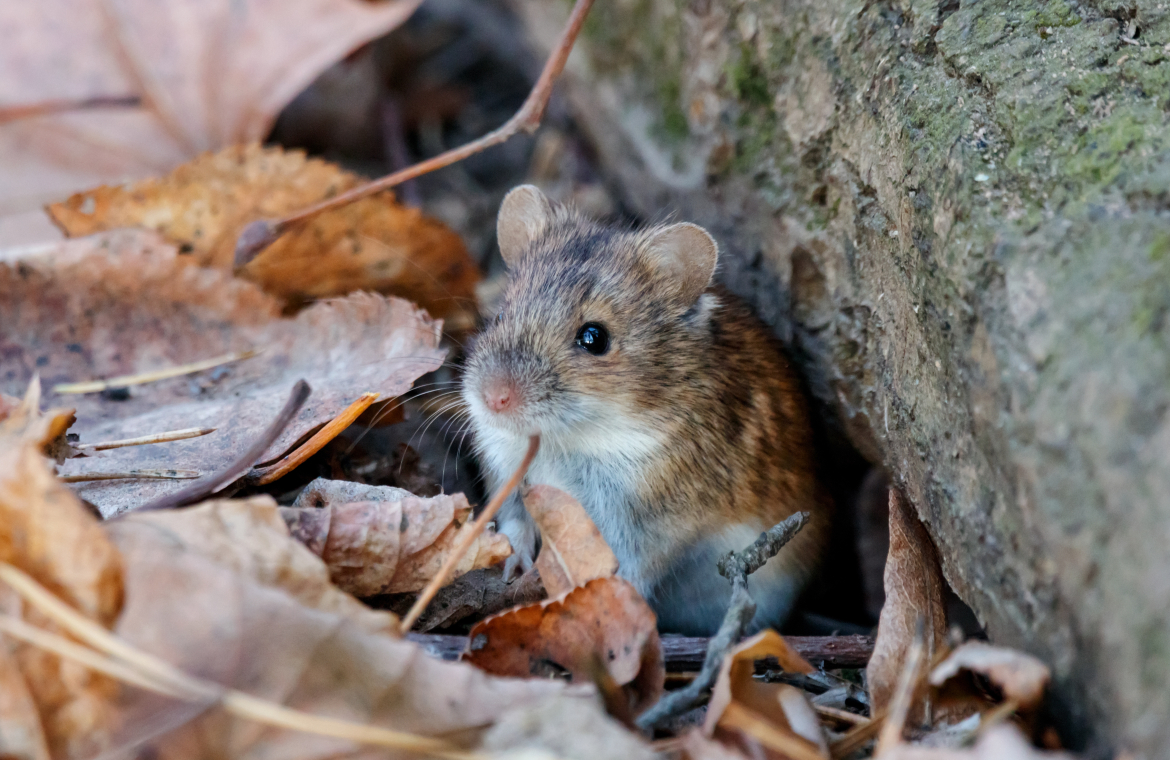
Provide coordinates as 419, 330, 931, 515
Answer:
498, 515, 537, 582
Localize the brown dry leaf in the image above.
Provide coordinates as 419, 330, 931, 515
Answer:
0, 644, 50, 760
680, 728, 753, 760
279, 479, 511, 596
878, 724, 1074, 760
525, 484, 618, 597
122, 496, 398, 635
104, 497, 601, 760
0, 0, 420, 247
867, 488, 948, 723
0, 230, 445, 516
703, 630, 825, 760
0, 399, 123, 758
47, 144, 480, 329
465, 576, 665, 718
929, 642, 1051, 711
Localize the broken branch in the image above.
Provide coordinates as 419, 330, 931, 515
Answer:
636, 511, 811, 729
233, 0, 597, 265
398, 435, 540, 634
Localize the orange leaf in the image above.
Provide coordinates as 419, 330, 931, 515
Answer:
526, 484, 618, 597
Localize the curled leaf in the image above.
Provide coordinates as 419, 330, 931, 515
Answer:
280, 480, 512, 596
465, 576, 664, 718
930, 642, 1051, 711
526, 484, 618, 597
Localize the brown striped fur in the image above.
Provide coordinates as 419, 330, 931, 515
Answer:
462, 186, 831, 635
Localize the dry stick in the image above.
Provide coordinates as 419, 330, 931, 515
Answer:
398, 435, 540, 634
132, 380, 311, 513
636, 511, 811, 730
813, 703, 871, 727
720, 701, 828, 760
61, 469, 200, 483
75, 427, 216, 451
53, 350, 259, 395
248, 392, 379, 486
874, 618, 927, 757
0, 568, 480, 760
233, 0, 597, 265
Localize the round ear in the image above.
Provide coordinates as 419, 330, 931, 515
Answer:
641, 223, 719, 305
497, 185, 554, 267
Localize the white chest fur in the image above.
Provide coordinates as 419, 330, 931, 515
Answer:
474, 413, 666, 591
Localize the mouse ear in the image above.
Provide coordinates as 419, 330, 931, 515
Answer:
498, 185, 554, 267
640, 223, 718, 305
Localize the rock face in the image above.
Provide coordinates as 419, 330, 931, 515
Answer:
513, 0, 1170, 755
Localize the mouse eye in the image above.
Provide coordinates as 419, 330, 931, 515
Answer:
575, 323, 610, 356
494, 311, 503, 325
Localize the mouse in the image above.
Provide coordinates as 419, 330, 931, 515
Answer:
461, 185, 832, 635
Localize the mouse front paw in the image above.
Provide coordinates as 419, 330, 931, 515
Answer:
497, 514, 538, 581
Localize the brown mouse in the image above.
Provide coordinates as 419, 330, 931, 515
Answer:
461, 185, 831, 635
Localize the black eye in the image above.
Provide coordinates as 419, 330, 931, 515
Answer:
575, 323, 610, 356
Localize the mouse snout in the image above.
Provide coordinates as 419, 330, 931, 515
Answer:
481, 376, 519, 415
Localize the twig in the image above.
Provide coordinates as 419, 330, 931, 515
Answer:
398, 435, 540, 634
874, 618, 926, 756
406, 632, 875, 670
53, 350, 258, 394
0, 566, 480, 760
247, 392, 378, 486
61, 469, 200, 482
132, 380, 311, 513
813, 703, 871, 727
75, 427, 216, 451
233, 0, 597, 265
830, 707, 886, 758
636, 511, 810, 729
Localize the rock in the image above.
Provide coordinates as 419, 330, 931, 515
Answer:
510, 0, 1170, 756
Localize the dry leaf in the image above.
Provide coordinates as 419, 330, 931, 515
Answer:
280, 479, 511, 596
0, 0, 420, 246
121, 496, 398, 635
0, 401, 123, 758
0, 643, 50, 760
680, 728, 753, 760
525, 484, 618, 597
0, 231, 445, 516
47, 144, 481, 329
481, 696, 657, 760
878, 724, 1074, 760
104, 498, 600, 760
929, 642, 1051, 711
465, 576, 664, 718
867, 488, 948, 723
703, 630, 825, 760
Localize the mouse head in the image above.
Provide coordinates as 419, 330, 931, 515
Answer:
463, 185, 719, 446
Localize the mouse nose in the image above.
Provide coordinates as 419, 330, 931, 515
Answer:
482, 378, 517, 414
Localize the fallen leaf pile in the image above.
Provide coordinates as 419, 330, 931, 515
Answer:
0, 229, 447, 517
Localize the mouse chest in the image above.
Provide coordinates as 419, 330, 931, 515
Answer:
528, 452, 658, 586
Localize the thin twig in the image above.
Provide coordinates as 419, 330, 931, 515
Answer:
248, 392, 378, 486
233, 0, 597, 265
61, 469, 200, 483
636, 512, 811, 729
813, 703, 871, 727
132, 380, 310, 513
53, 350, 258, 394
875, 618, 926, 756
0, 567, 480, 760
398, 435, 540, 634
75, 427, 216, 451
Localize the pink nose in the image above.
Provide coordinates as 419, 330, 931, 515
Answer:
482, 379, 517, 414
